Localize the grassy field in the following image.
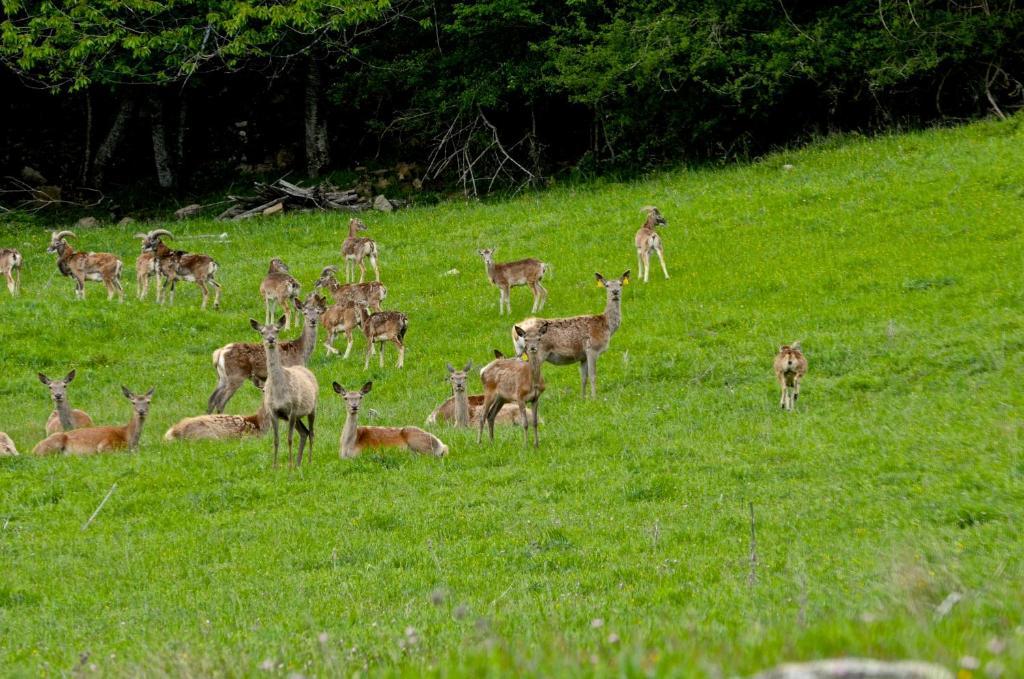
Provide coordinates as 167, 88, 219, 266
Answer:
1, 117, 1023, 677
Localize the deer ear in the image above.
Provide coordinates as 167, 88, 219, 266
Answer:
293, 297, 304, 311
332, 382, 344, 394
446, 362, 455, 374
539, 321, 550, 335
514, 325, 525, 338
38, 373, 50, 385
121, 385, 134, 399
463, 359, 473, 372
595, 273, 606, 287
493, 349, 505, 359
360, 381, 373, 394
65, 369, 76, 383
250, 318, 261, 331
276, 315, 287, 328
144, 387, 155, 399
621, 271, 631, 284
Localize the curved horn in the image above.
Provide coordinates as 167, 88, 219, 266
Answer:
639, 205, 658, 214
319, 265, 338, 275
52, 230, 76, 240
147, 228, 173, 239
133, 233, 148, 239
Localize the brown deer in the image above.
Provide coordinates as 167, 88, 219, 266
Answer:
635, 206, 669, 282
32, 387, 154, 455
341, 218, 380, 282
260, 258, 302, 329
312, 266, 386, 311
513, 271, 629, 398
0, 248, 22, 296
251, 316, 318, 468
132, 234, 159, 300
477, 248, 548, 315
334, 381, 448, 458
0, 432, 18, 456
427, 360, 538, 427
207, 295, 327, 413
39, 370, 94, 434
141, 229, 222, 309
479, 323, 549, 448
46, 231, 124, 301
164, 404, 270, 441
321, 302, 363, 358
774, 342, 808, 411
358, 305, 408, 369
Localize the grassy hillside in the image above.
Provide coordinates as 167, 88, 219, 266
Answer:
1, 118, 1023, 677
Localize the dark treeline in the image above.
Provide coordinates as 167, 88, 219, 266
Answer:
1, 0, 1021, 200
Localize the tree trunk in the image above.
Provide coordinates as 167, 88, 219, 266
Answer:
150, 97, 175, 189
304, 58, 330, 178
90, 98, 135, 187
175, 98, 188, 190
81, 91, 92, 186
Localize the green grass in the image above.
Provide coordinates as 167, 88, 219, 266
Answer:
2, 117, 1024, 677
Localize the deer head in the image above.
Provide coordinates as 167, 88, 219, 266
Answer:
38, 369, 77, 405
332, 381, 373, 415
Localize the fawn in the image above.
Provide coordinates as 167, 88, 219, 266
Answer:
774, 342, 807, 411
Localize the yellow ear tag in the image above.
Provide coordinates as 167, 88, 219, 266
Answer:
596, 280, 604, 288
623, 278, 630, 285
520, 353, 529, 361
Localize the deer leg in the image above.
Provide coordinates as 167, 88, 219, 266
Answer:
168, 279, 177, 305
378, 341, 385, 368
529, 283, 539, 313
793, 376, 801, 403
358, 259, 366, 283
210, 375, 245, 414
114, 275, 124, 302
636, 249, 644, 282
370, 254, 380, 282
5, 271, 15, 295
655, 246, 669, 279
518, 401, 529, 448
531, 398, 540, 448
778, 375, 788, 409
282, 301, 291, 329
306, 412, 315, 460
396, 340, 404, 368
198, 280, 210, 309
287, 414, 297, 469
209, 279, 222, 309
536, 281, 547, 311
487, 398, 501, 443
364, 341, 372, 370
586, 351, 598, 398
271, 416, 280, 468
295, 417, 309, 466
343, 332, 354, 359
478, 394, 497, 444
643, 251, 651, 283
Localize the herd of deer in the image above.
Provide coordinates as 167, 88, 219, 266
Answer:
0, 206, 808, 462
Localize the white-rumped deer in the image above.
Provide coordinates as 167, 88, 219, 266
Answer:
39, 369, 93, 434
774, 342, 808, 411
479, 323, 549, 448
141, 229, 222, 309
477, 248, 548, 315
358, 306, 407, 369
251, 316, 318, 468
132, 234, 159, 300
513, 271, 629, 398
46, 231, 124, 301
0, 248, 22, 296
207, 295, 327, 413
334, 381, 448, 458
427, 360, 539, 427
164, 403, 270, 441
260, 258, 302, 328
0, 432, 17, 456
341, 218, 380, 282
635, 206, 669, 282
32, 387, 154, 455
312, 265, 386, 310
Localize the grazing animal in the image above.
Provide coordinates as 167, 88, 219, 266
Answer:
635, 206, 669, 282
479, 323, 549, 448
0, 432, 18, 456
39, 370, 94, 435
32, 386, 154, 455
46, 230, 124, 301
321, 302, 364, 358
251, 316, 318, 468
133, 234, 159, 300
426, 360, 538, 427
0, 248, 22, 296
334, 381, 448, 458
513, 271, 630, 398
207, 295, 327, 413
341, 218, 380, 283
358, 306, 408, 369
260, 258, 302, 329
774, 342, 808, 411
164, 404, 270, 441
312, 265, 386, 311
477, 247, 548, 315
141, 229, 222, 309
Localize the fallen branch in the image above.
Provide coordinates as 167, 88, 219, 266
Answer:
82, 482, 117, 531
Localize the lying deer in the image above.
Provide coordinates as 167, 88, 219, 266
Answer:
359, 305, 408, 369
164, 404, 270, 441
513, 271, 629, 398
479, 323, 549, 448
0, 432, 17, 456
426, 361, 539, 427
635, 206, 669, 282
251, 316, 318, 468
477, 247, 548, 315
141, 229, 222, 309
260, 258, 302, 329
0, 248, 22, 296
39, 369, 93, 434
313, 266, 386, 311
46, 231, 124, 301
321, 302, 363, 358
334, 381, 448, 458
207, 295, 327, 413
32, 387, 154, 455
774, 342, 808, 411
132, 234, 159, 300
341, 218, 381, 282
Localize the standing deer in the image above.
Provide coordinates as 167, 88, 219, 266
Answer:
358, 305, 408, 369
477, 248, 548, 315
341, 218, 380, 282
774, 342, 808, 411
635, 206, 669, 282
312, 265, 386, 310
46, 231, 124, 301
260, 258, 302, 329
207, 295, 327, 413
427, 360, 538, 427
479, 323, 549, 448
141, 229, 222, 309
164, 403, 270, 441
0, 432, 18, 456
321, 302, 363, 358
513, 271, 629, 398
0, 248, 22, 296
251, 316, 318, 468
133, 234, 159, 300
32, 387, 154, 455
39, 370, 94, 434
334, 381, 448, 458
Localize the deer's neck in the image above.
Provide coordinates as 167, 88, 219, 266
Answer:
299, 321, 318, 363
454, 390, 470, 427
529, 355, 545, 391
484, 260, 496, 282
604, 295, 622, 335
265, 342, 285, 392
126, 411, 146, 450
55, 399, 74, 430
341, 409, 359, 456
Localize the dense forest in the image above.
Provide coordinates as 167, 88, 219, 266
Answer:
1, 0, 1021, 202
